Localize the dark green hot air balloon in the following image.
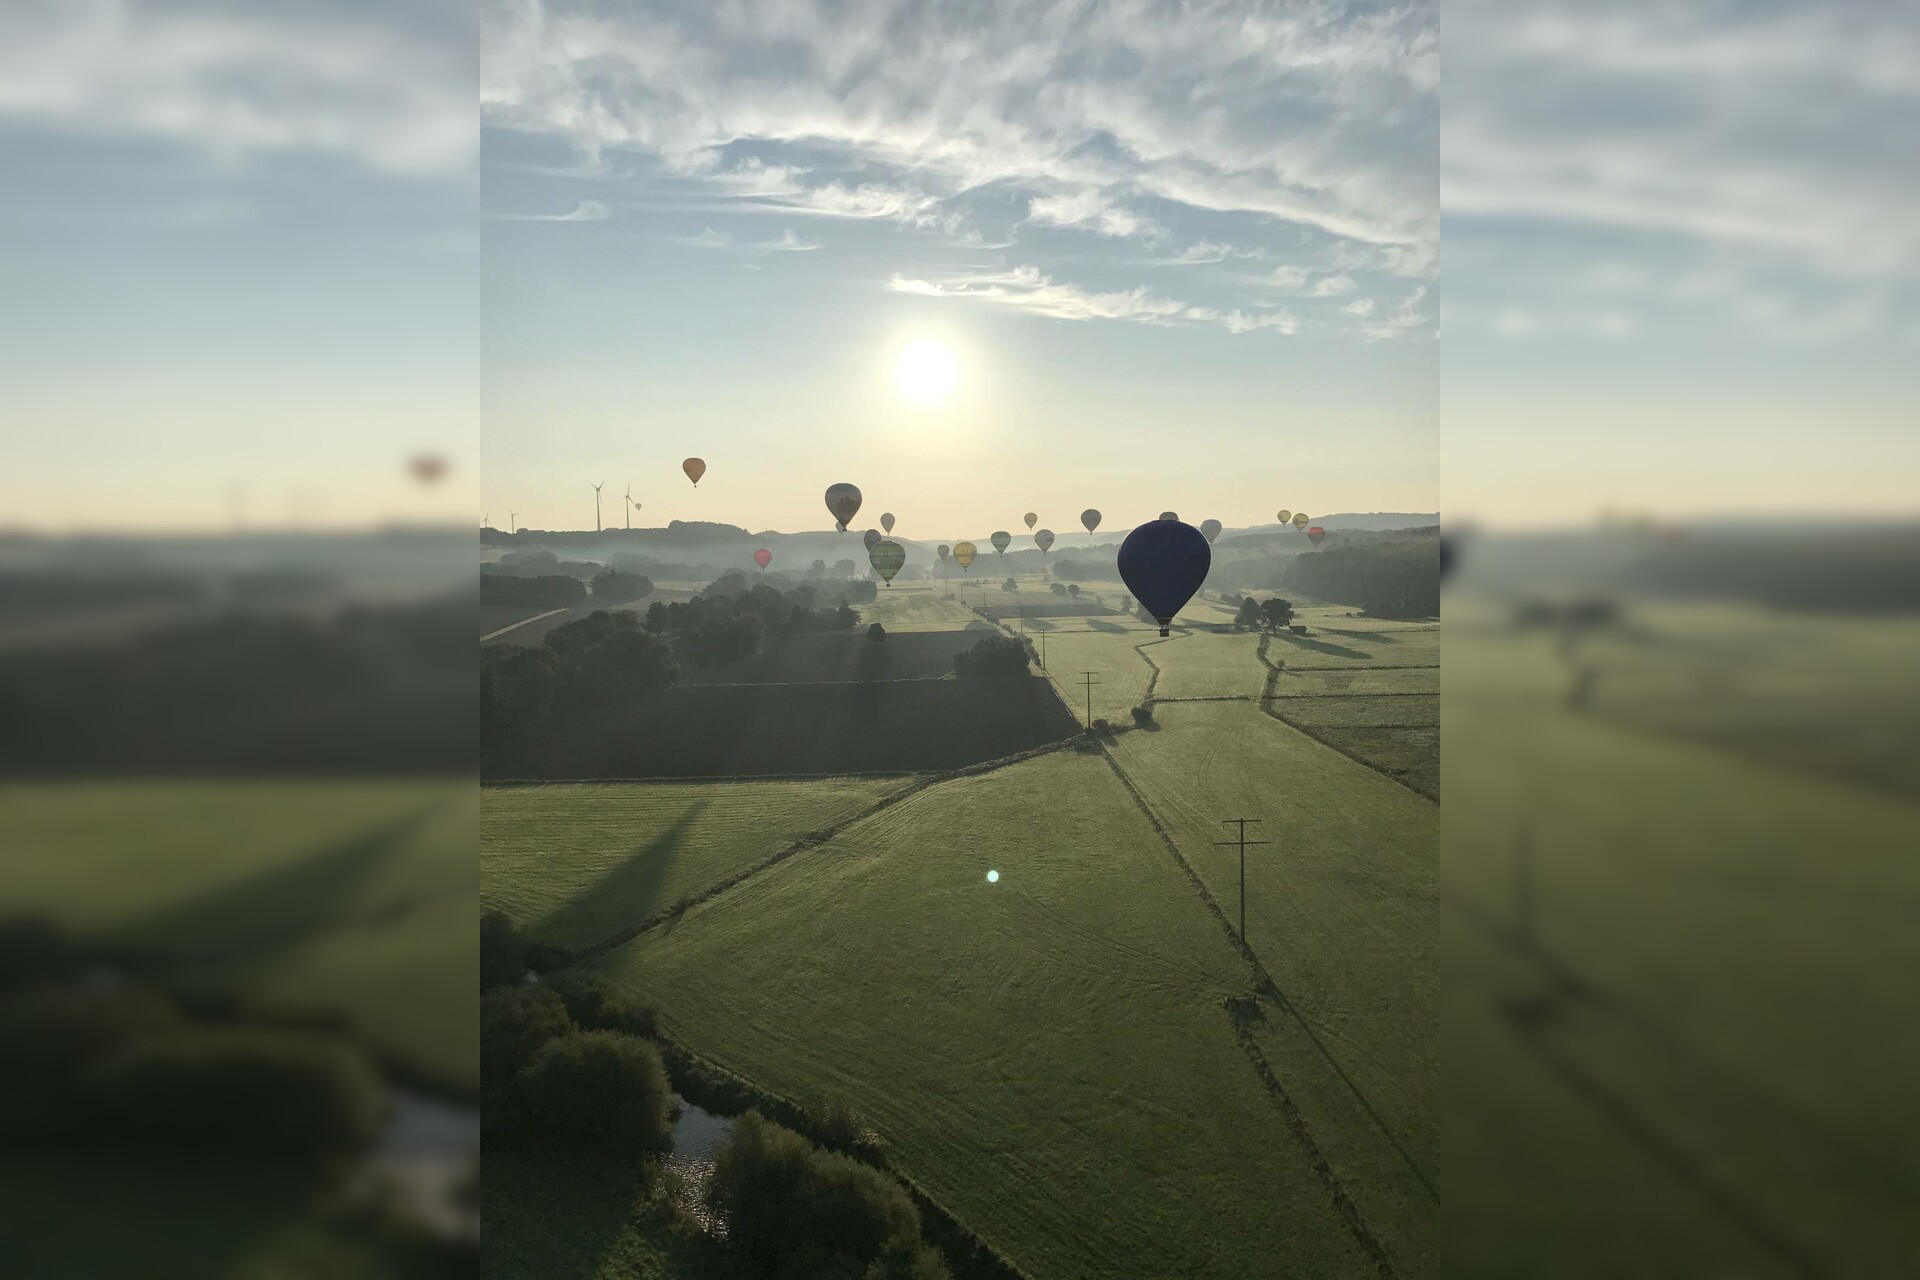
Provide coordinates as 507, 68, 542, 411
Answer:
990, 530, 1011, 554
869, 539, 906, 585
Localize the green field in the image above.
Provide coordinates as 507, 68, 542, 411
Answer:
0, 779, 476, 1089
1444, 600, 1920, 1275
857, 585, 991, 632
481, 777, 918, 950
592, 748, 1382, 1279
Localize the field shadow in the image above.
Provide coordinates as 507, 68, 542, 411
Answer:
1084, 618, 1128, 633
537, 801, 710, 947
1273, 633, 1371, 661
1023, 617, 1057, 632
113, 806, 436, 960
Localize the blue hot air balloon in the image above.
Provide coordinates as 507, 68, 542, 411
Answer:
1118, 519, 1211, 637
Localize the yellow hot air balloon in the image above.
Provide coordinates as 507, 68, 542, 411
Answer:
1276, 509, 1292, 525
682, 458, 706, 486
1292, 512, 1310, 530
953, 540, 977, 571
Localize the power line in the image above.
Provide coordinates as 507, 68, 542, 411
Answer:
1215, 818, 1272, 943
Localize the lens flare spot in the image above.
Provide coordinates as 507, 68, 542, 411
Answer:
986, 869, 999, 883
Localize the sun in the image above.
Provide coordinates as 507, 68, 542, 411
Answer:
894, 338, 959, 406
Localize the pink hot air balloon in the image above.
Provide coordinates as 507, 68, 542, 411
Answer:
754, 548, 773, 569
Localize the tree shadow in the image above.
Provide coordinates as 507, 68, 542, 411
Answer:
1273, 632, 1372, 661
536, 801, 710, 949
1084, 618, 1128, 633
114, 806, 438, 961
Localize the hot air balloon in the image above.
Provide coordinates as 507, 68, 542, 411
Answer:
937, 544, 950, 562
683, 458, 706, 487
990, 530, 1011, 555
1081, 509, 1101, 534
881, 512, 896, 534
1292, 512, 1310, 531
1023, 512, 1037, 530
825, 483, 863, 531
1118, 520, 1212, 637
754, 549, 772, 570
1160, 511, 1179, 522
953, 541, 977, 571
1306, 526, 1327, 546
863, 528, 882, 551
869, 540, 905, 586
1276, 509, 1292, 525
408, 453, 448, 484
1200, 519, 1223, 543
1034, 528, 1055, 554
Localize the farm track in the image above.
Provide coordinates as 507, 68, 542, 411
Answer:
1090, 740, 1420, 1275
576, 738, 1078, 960
480, 607, 569, 642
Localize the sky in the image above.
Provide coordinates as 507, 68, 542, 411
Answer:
1441, 1, 1920, 528
0, 0, 477, 533
479, 0, 1440, 536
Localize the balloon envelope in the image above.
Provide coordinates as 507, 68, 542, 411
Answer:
1034, 528, 1055, 553
682, 458, 706, 486
881, 512, 895, 533
990, 530, 1011, 554
1118, 520, 1211, 637
408, 453, 448, 483
1276, 509, 1292, 525
953, 541, 977, 570
937, 544, 950, 561
1292, 512, 1310, 529
1306, 526, 1327, 546
825, 483, 863, 531
863, 528, 882, 551
1081, 508, 1101, 534
1200, 519, 1222, 543
754, 548, 772, 569
1023, 512, 1037, 529
869, 539, 906, 584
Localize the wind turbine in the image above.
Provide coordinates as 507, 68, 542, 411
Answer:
592, 482, 605, 532
624, 483, 632, 530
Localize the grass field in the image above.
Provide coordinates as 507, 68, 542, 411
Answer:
1444, 600, 1920, 1275
481, 777, 917, 950
593, 747, 1381, 1280
856, 585, 989, 632
0, 779, 476, 1090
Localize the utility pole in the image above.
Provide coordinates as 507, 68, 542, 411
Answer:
1039, 633, 1047, 669
1215, 819, 1271, 943
1077, 671, 1100, 729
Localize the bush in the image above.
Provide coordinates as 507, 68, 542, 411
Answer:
709, 1112, 921, 1277
867, 622, 887, 643
866, 1236, 955, 1280
1091, 717, 1110, 734
589, 569, 654, 605
481, 985, 574, 1092
542, 970, 661, 1039
1131, 703, 1155, 727
479, 910, 527, 991
516, 1030, 674, 1157
1002, 577, 1018, 592
0, 985, 186, 1133
88, 1028, 387, 1163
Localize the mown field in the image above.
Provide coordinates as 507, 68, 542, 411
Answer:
0, 779, 476, 1090
488, 678, 1077, 779
1444, 600, 1920, 1276
481, 777, 917, 950
592, 748, 1381, 1280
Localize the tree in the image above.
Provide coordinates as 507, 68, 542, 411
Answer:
953, 634, 1035, 677
1066, 584, 1081, 598
588, 569, 654, 604
835, 559, 856, 576
481, 985, 574, 1092
1236, 598, 1264, 630
1049, 582, 1068, 596
866, 1236, 955, 1279
811, 559, 827, 575
515, 1030, 674, 1157
1003, 577, 1018, 592
1260, 598, 1295, 631
867, 622, 887, 643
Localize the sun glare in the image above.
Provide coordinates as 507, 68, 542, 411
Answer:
894, 339, 959, 406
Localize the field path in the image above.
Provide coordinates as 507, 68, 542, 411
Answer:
480, 607, 569, 641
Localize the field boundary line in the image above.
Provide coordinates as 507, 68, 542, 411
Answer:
1092, 742, 1427, 1269
484, 770, 921, 786
577, 739, 1079, 959
1256, 643, 1439, 805
480, 607, 569, 641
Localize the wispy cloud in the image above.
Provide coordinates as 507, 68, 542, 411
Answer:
887, 265, 1293, 335
677, 226, 820, 252
1358, 285, 1434, 341
1026, 191, 1163, 240
489, 199, 610, 222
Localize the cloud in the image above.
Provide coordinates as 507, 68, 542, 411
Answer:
482, 0, 1438, 259
1344, 297, 1375, 317
677, 226, 820, 252
886, 264, 1292, 335
1357, 284, 1434, 341
1308, 274, 1357, 297
489, 199, 610, 222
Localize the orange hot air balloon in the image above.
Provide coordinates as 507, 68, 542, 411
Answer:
1306, 526, 1326, 545
682, 458, 706, 486
754, 548, 772, 569
953, 541, 977, 571
1023, 512, 1037, 530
